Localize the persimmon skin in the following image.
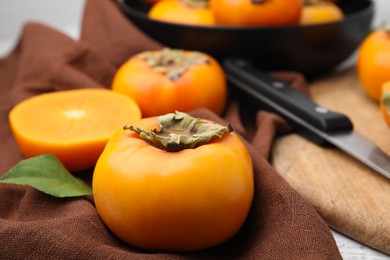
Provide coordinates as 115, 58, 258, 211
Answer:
148, 0, 215, 26
8, 89, 141, 173
112, 52, 227, 117
92, 116, 254, 252
210, 0, 303, 26
300, 2, 344, 25
357, 29, 390, 102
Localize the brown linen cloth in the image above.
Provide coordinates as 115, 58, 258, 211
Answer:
0, 0, 341, 259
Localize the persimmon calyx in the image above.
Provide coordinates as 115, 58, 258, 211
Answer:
136, 48, 210, 80
124, 111, 233, 152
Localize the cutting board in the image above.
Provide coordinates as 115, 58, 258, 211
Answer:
271, 67, 390, 254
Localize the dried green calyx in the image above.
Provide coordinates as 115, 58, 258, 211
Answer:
123, 111, 233, 152
136, 48, 210, 80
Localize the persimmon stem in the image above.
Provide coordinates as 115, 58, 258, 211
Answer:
124, 111, 233, 152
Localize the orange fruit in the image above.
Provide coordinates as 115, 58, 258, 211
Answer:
148, 0, 215, 26
9, 88, 141, 173
112, 48, 227, 117
210, 0, 302, 26
300, 0, 344, 25
381, 81, 390, 127
357, 27, 390, 102
93, 112, 254, 252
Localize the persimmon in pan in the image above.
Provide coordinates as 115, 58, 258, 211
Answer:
148, 0, 215, 26
9, 89, 141, 172
300, 0, 344, 25
210, 0, 303, 26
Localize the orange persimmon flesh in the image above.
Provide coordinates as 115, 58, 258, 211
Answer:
9, 88, 141, 173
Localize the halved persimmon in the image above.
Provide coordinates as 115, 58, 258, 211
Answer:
210, 0, 303, 26
148, 0, 215, 26
9, 88, 141, 173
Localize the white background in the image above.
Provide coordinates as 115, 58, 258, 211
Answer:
0, 0, 390, 259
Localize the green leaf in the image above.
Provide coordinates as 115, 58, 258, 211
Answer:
0, 154, 93, 198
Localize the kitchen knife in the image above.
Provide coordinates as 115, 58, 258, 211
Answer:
224, 58, 390, 180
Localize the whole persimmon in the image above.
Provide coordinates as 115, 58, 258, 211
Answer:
381, 81, 390, 127
357, 27, 390, 102
300, 0, 344, 25
92, 112, 254, 252
210, 0, 303, 26
148, 0, 215, 26
111, 48, 227, 117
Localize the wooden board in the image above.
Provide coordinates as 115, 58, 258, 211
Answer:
272, 67, 390, 255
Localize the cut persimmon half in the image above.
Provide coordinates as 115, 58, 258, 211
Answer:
9, 88, 141, 173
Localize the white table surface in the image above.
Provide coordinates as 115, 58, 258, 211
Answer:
1, 0, 390, 259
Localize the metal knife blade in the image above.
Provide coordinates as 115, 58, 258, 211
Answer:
223, 58, 390, 180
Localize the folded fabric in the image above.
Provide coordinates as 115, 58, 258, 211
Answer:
0, 0, 341, 259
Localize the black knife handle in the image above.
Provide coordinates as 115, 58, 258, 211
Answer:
223, 58, 353, 144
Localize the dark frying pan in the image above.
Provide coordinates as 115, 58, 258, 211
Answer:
117, 0, 373, 78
